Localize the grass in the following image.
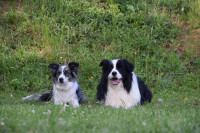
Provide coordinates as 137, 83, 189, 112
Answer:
1, 92, 200, 133
0, 0, 200, 132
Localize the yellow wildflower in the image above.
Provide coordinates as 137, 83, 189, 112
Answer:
184, 98, 187, 101
89, 76, 93, 81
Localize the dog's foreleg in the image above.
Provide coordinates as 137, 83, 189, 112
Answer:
71, 99, 80, 107
54, 98, 63, 105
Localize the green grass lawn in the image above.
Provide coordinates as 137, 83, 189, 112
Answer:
0, 0, 200, 132
0, 91, 200, 133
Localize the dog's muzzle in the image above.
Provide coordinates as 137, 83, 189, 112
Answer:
59, 78, 64, 83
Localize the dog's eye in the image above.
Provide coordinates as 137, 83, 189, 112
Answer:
110, 64, 113, 69
117, 64, 121, 69
108, 64, 113, 71
64, 71, 69, 76
57, 71, 61, 75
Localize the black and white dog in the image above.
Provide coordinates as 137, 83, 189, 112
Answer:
23, 62, 86, 107
97, 59, 152, 108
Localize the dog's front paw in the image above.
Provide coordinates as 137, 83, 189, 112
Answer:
54, 99, 63, 105
98, 100, 105, 105
73, 104, 80, 108
71, 100, 80, 107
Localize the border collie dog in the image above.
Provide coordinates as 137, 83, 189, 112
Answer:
97, 59, 152, 108
23, 62, 86, 107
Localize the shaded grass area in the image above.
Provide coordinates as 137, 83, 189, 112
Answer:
0, 0, 200, 132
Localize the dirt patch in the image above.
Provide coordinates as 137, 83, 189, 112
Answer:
0, 1, 8, 15
37, 47, 52, 58
0, 0, 23, 15
16, 0, 24, 13
168, 19, 200, 57
190, 28, 200, 56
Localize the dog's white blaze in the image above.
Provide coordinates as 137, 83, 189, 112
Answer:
105, 72, 141, 108
58, 66, 68, 83
108, 59, 122, 79
53, 80, 79, 107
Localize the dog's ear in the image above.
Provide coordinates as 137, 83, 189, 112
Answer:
100, 59, 110, 67
122, 59, 134, 72
48, 63, 60, 71
68, 62, 79, 74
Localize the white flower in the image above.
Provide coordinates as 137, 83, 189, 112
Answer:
1, 122, 4, 126
31, 110, 35, 114
43, 110, 51, 115
158, 98, 163, 103
142, 122, 146, 126
47, 110, 51, 114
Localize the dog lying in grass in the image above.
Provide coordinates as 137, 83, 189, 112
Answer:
23, 62, 86, 107
97, 59, 152, 108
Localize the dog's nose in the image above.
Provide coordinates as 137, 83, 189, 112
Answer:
112, 71, 117, 76
59, 78, 64, 83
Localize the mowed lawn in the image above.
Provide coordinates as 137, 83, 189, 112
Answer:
0, 0, 200, 132
0, 91, 200, 133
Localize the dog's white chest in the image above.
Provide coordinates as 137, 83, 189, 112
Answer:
105, 84, 133, 108
105, 73, 141, 108
52, 83, 79, 107
53, 89, 76, 103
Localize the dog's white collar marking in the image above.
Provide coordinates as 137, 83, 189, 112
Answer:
54, 81, 74, 91
105, 72, 141, 108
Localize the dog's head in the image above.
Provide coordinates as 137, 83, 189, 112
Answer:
100, 59, 134, 85
48, 62, 79, 84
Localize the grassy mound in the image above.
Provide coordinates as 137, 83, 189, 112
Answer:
0, 0, 199, 132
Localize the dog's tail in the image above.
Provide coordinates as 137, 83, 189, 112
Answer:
22, 94, 41, 101
22, 90, 53, 102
